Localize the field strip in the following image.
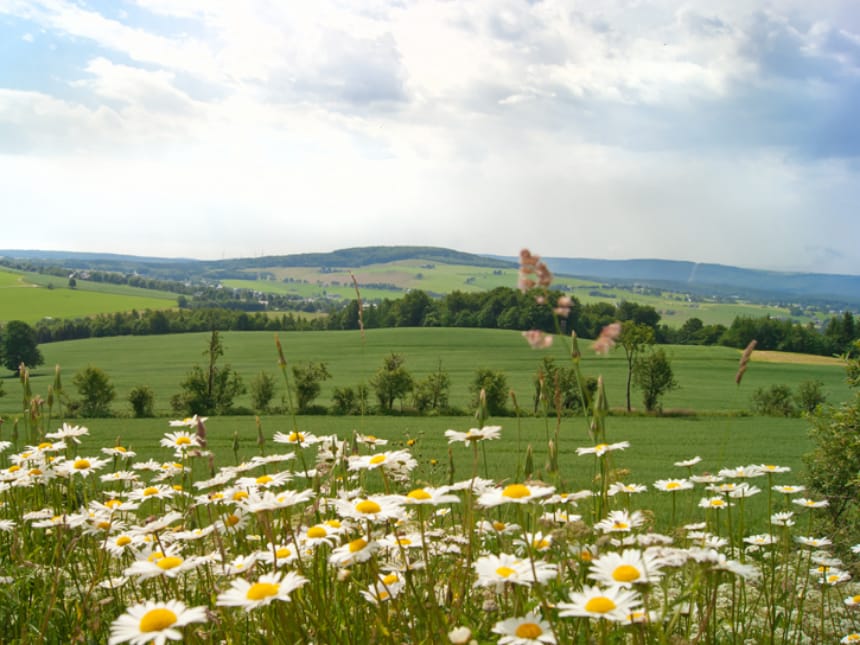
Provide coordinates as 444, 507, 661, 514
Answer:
751, 349, 844, 366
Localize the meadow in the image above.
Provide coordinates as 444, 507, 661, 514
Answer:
0, 327, 850, 418
0, 267, 176, 324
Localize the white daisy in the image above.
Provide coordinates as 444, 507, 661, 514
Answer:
477, 483, 555, 507
557, 584, 642, 622
588, 549, 664, 588
576, 441, 630, 457
108, 599, 207, 645
444, 426, 502, 443
492, 611, 557, 644
217, 571, 308, 611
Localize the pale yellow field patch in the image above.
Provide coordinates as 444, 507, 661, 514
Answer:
750, 350, 845, 366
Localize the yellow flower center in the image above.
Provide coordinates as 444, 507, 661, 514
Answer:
612, 522, 629, 530
493, 521, 506, 531
307, 526, 327, 538
381, 573, 398, 586
585, 596, 617, 613
365, 435, 377, 442
7, 465, 20, 473
355, 500, 382, 514
666, 482, 681, 490
612, 565, 641, 583
398, 538, 412, 546
496, 566, 516, 578
105, 499, 121, 508
210, 492, 224, 500
515, 623, 543, 638
97, 521, 111, 530
710, 500, 725, 507
175, 436, 192, 445
853, 595, 860, 603
139, 608, 177, 633
116, 536, 132, 546
369, 454, 386, 465
156, 556, 183, 570
275, 547, 291, 558
37, 442, 52, 450
407, 489, 431, 500
225, 514, 240, 527
256, 475, 273, 485
349, 538, 368, 553
502, 484, 530, 499
73, 459, 91, 470
288, 432, 304, 442
325, 520, 342, 528
29, 468, 42, 476
115, 446, 127, 453
580, 550, 593, 562
534, 539, 550, 550
143, 486, 159, 497
246, 582, 280, 601
595, 443, 608, 452
232, 491, 249, 501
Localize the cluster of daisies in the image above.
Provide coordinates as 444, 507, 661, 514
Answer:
1, 419, 859, 644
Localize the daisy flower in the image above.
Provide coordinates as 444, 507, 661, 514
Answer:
444, 426, 502, 443
674, 456, 702, 468
474, 553, 557, 589
588, 549, 664, 588
108, 599, 207, 645
403, 486, 459, 506
216, 571, 308, 612
235, 470, 293, 490
361, 572, 405, 604
102, 446, 137, 459
795, 536, 832, 548
46, 423, 89, 444
793, 497, 829, 509
608, 482, 647, 496
493, 612, 557, 644
477, 483, 555, 507
168, 416, 207, 428
773, 485, 805, 494
842, 634, 860, 644
159, 431, 200, 451
699, 497, 730, 510
576, 441, 630, 457
57, 456, 110, 478
557, 584, 642, 622
335, 495, 406, 523
273, 430, 322, 446
256, 543, 299, 568
355, 433, 388, 447
758, 463, 790, 473
744, 534, 777, 546
844, 594, 860, 609
329, 537, 379, 567
653, 479, 693, 492
594, 510, 646, 533
348, 449, 417, 473
771, 511, 795, 527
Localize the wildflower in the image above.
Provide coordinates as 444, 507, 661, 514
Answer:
653, 479, 693, 492
795, 536, 832, 548
773, 484, 805, 494
593, 322, 622, 354
361, 572, 405, 604
273, 430, 322, 446
594, 510, 646, 533
160, 431, 200, 452
108, 599, 207, 645
445, 426, 502, 443
102, 446, 137, 458
842, 634, 860, 644
588, 549, 664, 588
758, 463, 790, 473
355, 433, 388, 447
57, 456, 109, 478
699, 497, 730, 510
448, 626, 473, 644
522, 330, 553, 349
771, 511, 795, 527
348, 449, 417, 473
403, 486, 460, 506
844, 595, 860, 609
674, 456, 702, 467
729, 483, 761, 498
217, 571, 308, 612
554, 295, 573, 317
718, 465, 764, 479
335, 495, 406, 523
235, 470, 293, 490
124, 550, 202, 580
793, 498, 829, 509
330, 538, 379, 567
45, 423, 89, 444
821, 571, 851, 586
478, 483, 555, 508
576, 441, 630, 457
744, 534, 777, 546
557, 584, 642, 622
493, 611, 557, 644
168, 416, 207, 428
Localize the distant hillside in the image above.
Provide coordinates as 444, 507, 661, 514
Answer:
487, 256, 860, 308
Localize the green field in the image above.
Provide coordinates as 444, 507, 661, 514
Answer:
0, 327, 850, 419
0, 268, 177, 324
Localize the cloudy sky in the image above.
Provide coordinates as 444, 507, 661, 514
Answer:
1, 1, 859, 274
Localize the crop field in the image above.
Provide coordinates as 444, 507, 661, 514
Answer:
0, 268, 176, 324
0, 327, 850, 419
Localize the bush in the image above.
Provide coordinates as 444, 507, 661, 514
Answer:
750, 384, 797, 417
331, 384, 369, 415
250, 371, 276, 412
72, 365, 115, 417
128, 385, 155, 418
795, 379, 826, 414
633, 348, 679, 413
471, 368, 508, 416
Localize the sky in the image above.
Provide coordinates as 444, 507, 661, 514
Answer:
1, 1, 859, 275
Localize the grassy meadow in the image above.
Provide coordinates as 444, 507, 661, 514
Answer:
0, 268, 176, 324
0, 327, 850, 419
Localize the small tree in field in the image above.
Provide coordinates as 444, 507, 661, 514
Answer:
72, 366, 115, 417
633, 348, 679, 413
171, 331, 245, 416
1, 320, 44, 375
292, 362, 331, 412
618, 322, 655, 412
751, 384, 796, 417
128, 385, 155, 418
471, 368, 508, 416
370, 354, 414, 412
796, 379, 826, 414
413, 363, 451, 414
250, 371, 277, 412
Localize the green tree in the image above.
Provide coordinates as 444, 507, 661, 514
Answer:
751, 384, 797, 417
1, 320, 44, 374
292, 362, 331, 412
618, 323, 655, 412
633, 348, 679, 413
250, 371, 277, 412
332, 384, 369, 415
796, 379, 826, 415
533, 357, 597, 415
128, 385, 155, 418
171, 331, 245, 415
72, 365, 116, 417
413, 363, 451, 414
471, 368, 508, 416
370, 354, 414, 412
